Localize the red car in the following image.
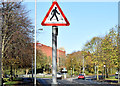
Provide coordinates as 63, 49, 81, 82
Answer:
78, 74, 85, 79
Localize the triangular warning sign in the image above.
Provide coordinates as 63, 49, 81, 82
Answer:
41, 1, 70, 26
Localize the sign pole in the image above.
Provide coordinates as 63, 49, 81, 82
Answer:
52, 26, 58, 85
41, 1, 70, 84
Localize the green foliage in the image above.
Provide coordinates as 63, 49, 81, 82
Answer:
67, 70, 72, 76
65, 26, 118, 76
5, 81, 18, 85
86, 27, 118, 75
65, 50, 94, 76
3, 78, 10, 82
36, 49, 50, 72
74, 71, 79, 75
13, 78, 22, 81
85, 71, 89, 75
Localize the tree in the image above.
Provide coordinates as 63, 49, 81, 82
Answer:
65, 51, 92, 75
100, 28, 118, 76
83, 27, 118, 78
0, 2, 34, 77
36, 46, 50, 73
36, 49, 47, 69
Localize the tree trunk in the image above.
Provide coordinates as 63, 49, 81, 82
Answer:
1, 35, 5, 79
10, 65, 13, 81
79, 66, 81, 73
97, 65, 99, 80
14, 68, 17, 77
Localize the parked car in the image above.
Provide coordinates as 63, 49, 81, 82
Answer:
57, 73, 62, 79
78, 74, 85, 79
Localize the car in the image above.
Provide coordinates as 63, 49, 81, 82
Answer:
57, 73, 62, 79
78, 74, 85, 79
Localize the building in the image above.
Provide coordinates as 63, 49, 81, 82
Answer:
36, 43, 66, 69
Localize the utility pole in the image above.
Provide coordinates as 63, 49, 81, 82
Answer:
52, 26, 58, 84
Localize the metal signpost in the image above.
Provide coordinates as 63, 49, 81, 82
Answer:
52, 26, 58, 84
41, 0, 70, 84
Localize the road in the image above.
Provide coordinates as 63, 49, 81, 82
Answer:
37, 77, 117, 86
37, 78, 76, 86
21, 75, 120, 86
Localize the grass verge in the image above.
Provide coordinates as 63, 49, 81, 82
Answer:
4, 81, 19, 85
106, 76, 117, 80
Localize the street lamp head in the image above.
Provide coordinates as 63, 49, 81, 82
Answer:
38, 28, 43, 31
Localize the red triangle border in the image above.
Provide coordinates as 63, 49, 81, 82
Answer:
41, 1, 70, 26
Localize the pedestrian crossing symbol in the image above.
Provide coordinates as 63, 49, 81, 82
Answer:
41, 1, 70, 26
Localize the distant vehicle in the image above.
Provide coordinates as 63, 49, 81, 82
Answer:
115, 72, 120, 79
57, 73, 62, 79
115, 72, 120, 75
78, 74, 85, 79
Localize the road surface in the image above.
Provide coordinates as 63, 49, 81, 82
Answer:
37, 77, 118, 86
21, 75, 120, 86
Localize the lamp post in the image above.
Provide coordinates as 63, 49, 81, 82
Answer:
34, 0, 43, 81
34, 0, 37, 85
32, 57, 33, 82
72, 59, 73, 76
71, 67, 72, 77
32, 27, 43, 83
73, 64, 74, 76
104, 65, 106, 79
71, 58, 73, 77
95, 64, 96, 78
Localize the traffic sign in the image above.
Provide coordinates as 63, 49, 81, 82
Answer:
41, 1, 70, 26
41, 1, 70, 84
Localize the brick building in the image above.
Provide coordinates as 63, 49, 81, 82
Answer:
36, 43, 66, 69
